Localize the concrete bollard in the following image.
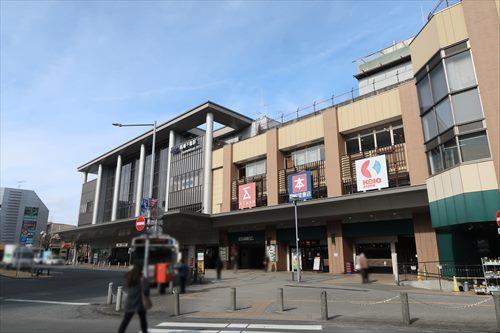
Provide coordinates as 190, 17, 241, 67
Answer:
118, 262, 120, 270
321, 291, 328, 321
230, 287, 236, 311
400, 292, 411, 325
115, 286, 123, 311
173, 290, 180, 316
492, 293, 500, 330
277, 288, 284, 312
107, 282, 114, 305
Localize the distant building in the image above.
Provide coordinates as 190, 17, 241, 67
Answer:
0, 187, 49, 245
46, 222, 76, 234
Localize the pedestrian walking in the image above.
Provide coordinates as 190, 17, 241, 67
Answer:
118, 264, 150, 333
358, 252, 369, 283
230, 244, 238, 273
176, 258, 189, 294
215, 255, 223, 280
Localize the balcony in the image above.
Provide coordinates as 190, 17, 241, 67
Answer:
341, 143, 410, 194
278, 161, 328, 204
231, 175, 267, 210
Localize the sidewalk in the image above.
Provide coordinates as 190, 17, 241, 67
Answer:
99, 269, 498, 332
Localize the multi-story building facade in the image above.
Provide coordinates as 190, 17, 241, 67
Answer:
0, 187, 49, 245
61, 0, 499, 274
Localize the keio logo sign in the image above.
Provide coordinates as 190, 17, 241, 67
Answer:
355, 155, 389, 192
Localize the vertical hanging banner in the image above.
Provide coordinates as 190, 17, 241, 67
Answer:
355, 155, 389, 191
288, 171, 312, 201
238, 182, 256, 209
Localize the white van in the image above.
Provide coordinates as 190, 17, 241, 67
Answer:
2, 244, 17, 268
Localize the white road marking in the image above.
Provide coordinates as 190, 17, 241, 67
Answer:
157, 322, 227, 328
147, 330, 219, 333
2, 298, 91, 306
227, 324, 248, 328
247, 324, 322, 330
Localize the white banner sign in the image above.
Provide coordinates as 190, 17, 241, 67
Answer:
355, 155, 389, 192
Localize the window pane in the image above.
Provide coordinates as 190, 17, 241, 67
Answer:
392, 127, 405, 144
346, 138, 359, 154
422, 110, 438, 141
428, 147, 443, 174
452, 88, 483, 124
459, 131, 490, 162
417, 76, 433, 112
376, 128, 391, 148
360, 133, 375, 151
445, 51, 476, 91
435, 98, 453, 133
443, 139, 459, 169
430, 63, 448, 102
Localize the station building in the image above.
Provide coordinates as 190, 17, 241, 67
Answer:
61, 0, 499, 274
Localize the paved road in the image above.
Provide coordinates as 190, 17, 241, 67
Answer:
0, 267, 497, 333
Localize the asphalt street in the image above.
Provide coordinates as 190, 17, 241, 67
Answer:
0, 267, 497, 333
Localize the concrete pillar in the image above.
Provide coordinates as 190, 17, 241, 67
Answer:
326, 220, 345, 274
413, 212, 440, 274
83, 172, 88, 183
91, 164, 103, 225
135, 144, 146, 217
111, 155, 122, 221
165, 130, 176, 212
266, 128, 284, 206
203, 112, 214, 214
221, 144, 235, 213
322, 107, 344, 197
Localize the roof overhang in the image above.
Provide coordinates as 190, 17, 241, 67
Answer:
77, 101, 253, 173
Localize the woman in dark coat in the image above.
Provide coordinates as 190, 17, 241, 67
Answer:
118, 264, 149, 333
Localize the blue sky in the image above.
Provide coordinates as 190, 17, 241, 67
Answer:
1, 1, 436, 224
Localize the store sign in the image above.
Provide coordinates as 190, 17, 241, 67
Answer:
288, 171, 312, 201
116, 242, 128, 248
19, 207, 39, 245
238, 182, 256, 209
355, 155, 389, 192
219, 246, 228, 261
266, 245, 277, 262
171, 138, 200, 155
238, 236, 254, 242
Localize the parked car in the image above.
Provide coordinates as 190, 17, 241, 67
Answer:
45, 255, 64, 265
1, 244, 17, 268
12, 247, 34, 270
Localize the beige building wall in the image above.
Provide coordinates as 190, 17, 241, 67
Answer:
462, 0, 500, 183
410, 3, 469, 73
337, 88, 402, 133
212, 148, 223, 169
322, 107, 343, 197
413, 212, 440, 274
212, 168, 223, 214
266, 128, 284, 206
221, 144, 236, 213
398, 81, 428, 185
232, 134, 267, 163
278, 114, 324, 150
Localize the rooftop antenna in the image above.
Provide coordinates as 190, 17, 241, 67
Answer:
17, 180, 26, 189
420, 2, 425, 26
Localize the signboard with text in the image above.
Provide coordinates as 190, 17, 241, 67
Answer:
355, 155, 389, 192
19, 207, 39, 245
238, 182, 256, 209
288, 171, 312, 201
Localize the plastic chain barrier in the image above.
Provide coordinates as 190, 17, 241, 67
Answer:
350, 294, 400, 306
408, 295, 492, 310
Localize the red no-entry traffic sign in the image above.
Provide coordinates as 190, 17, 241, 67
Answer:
136, 216, 146, 232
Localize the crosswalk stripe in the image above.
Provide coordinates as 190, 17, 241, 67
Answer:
247, 324, 322, 331
2, 298, 91, 306
148, 329, 219, 333
157, 322, 227, 328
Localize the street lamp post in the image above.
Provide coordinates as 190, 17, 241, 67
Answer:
113, 121, 158, 279
290, 194, 301, 283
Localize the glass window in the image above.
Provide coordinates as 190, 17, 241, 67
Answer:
442, 139, 459, 169
392, 126, 405, 144
428, 147, 443, 174
291, 144, 324, 166
346, 137, 360, 154
376, 128, 391, 148
435, 98, 453, 133
452, 88, 483, 124
422, 110, 438, 141
245, 160, 266, 177
360, 132, 375, 151
459, 131, 490, 162
417, 76, 433, 112
445, 51, 476, 92
429, 63, 448, 102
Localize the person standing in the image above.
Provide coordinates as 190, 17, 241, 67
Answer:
230, 244, 238, 273
118, 264, 150, 333
176, 258, 189, 294
358, 252, 369, 284
215, 255, 223, 280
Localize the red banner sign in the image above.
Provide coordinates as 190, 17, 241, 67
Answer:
238, 182, 256, 209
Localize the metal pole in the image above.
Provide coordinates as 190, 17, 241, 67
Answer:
173, 290, 180, 316
277, 288, 284, 312
116, 286, 123, 311
400, 292, 411, 325
107, 282, 114, 304
294, 200, 301, 283
492, 293, 500, 330
321, 291, 328, 320
230, 287, 236, 311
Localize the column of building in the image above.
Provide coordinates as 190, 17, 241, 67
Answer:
203, 112, 214, 214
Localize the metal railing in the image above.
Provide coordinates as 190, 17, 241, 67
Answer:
399, 261, 483, 283
428, 0, 461, 21
278, 161, 327, 204
340, 143, 410, 194
231, 175, 267, 210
